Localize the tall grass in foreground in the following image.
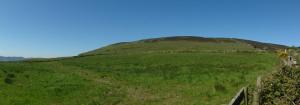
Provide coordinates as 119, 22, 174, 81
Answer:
0, 52, 278, 105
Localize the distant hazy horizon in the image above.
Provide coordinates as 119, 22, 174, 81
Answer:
1, 0, 299, 57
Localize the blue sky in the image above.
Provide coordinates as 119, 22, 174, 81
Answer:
0, 0, 299, 58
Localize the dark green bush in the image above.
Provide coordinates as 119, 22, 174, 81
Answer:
7, 73, 15, 78
24, 74, 30, 78
214, 83, 227, 92
4, 77, 13, 84
3, 73, 16, 84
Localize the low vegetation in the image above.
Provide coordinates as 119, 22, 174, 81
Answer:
0, 36, 285, 105
259, 51, 300, 105
260, 66, 300, 105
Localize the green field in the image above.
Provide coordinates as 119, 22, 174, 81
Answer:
0, 37, 282, 105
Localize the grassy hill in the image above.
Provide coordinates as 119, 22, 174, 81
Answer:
81, 36, 287, 55
0, 36, 287, 105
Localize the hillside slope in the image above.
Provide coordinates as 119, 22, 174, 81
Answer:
81, 36, 287, 55
0, 36, 285, 105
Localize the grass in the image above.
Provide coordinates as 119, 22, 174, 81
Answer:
0, 51, 279, 105
82, 40, 256, 55
0, 37, 285, 105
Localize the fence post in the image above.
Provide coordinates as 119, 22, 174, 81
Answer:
253, 76, 261, 105
228, 87, 245, 105
245, 87, 248, 105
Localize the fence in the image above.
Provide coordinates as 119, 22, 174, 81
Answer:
229, 76, 262, 105
228, 87, 248, 105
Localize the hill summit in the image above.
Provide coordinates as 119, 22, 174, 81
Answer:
81, 36, 288, 55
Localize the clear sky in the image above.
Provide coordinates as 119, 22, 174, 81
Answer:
0, 0, 299, 58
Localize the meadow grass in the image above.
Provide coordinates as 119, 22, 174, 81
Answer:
0, 52, 279, 105
83, 41, 255, 55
